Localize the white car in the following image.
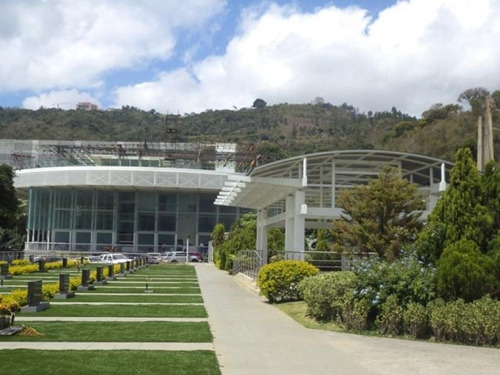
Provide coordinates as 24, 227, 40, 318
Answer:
163, 251, 200, 263
97, 253, 131, 264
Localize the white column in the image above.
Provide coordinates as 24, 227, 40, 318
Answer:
256, 208, 269, 264
285, 191, 305, 260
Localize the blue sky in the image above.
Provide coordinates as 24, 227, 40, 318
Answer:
0, 0, 498, 117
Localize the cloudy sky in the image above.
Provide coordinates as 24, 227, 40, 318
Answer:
0, 0, 498, 117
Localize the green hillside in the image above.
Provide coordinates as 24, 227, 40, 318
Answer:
1, 89, 499, 164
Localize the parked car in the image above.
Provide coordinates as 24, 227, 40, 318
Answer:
96, 253, 131, 264
146, 252, 163, 264
163, 251, 200, 263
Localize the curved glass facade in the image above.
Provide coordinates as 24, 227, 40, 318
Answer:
26, 188, 250, 253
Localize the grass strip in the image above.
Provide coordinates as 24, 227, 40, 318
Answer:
83, 287, 201, 294
0, 350, 221, 375
52, 294, 203, 303
275, 301, 342, 332
0, 321, 212, 342
17, 304, 207, 317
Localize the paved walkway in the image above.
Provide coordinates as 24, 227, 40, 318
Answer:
195, 263, 500, 375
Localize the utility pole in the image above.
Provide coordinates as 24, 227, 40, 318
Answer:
477, 95, 494, 172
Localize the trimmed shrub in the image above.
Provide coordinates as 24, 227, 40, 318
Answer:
403, 302, 429, 339
436, 239, 496, 302
257, 260, 319, 303
376, 294, 404, 336
340, 294, 371, 331
298, 271, 356, 321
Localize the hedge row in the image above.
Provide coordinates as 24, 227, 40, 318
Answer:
298, 271, 500, 347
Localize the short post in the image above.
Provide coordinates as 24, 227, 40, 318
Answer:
55, 273, 75, 299
62, 257, 68, 268
77, 268, 95, 291
107, 264, 116, 281
126, 260, 131, 273
119, 262, 125, 276
0, 263, 12, 280
95, 266, 107, 285
144, 276, 153, 293
21, 280, 50, 312
38, 259, 47, 273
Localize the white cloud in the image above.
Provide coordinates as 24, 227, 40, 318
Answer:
0, 0, 226, 91
22, 89, 101, 110
113, 0, 500, 116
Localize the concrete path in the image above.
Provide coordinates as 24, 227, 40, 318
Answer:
195, 263, 500, 375
0, 342, 214, 351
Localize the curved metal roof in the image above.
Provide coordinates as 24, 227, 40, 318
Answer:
215, 150, 454, 209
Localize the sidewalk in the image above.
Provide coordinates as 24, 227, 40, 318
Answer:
195, 263, 500, 375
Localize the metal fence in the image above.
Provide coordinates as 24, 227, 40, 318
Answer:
233, 250, 375, 280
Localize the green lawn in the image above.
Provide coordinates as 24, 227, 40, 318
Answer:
82, 287, 201, 294
17, 304, 207, 317
0, 321, 212, 342
51, 294, 203, 303
0, 350, 221, 375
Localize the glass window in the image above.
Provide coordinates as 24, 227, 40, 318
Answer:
55, 210, 71, 229
158, 234, 175, 247
54, 231, 69, 243
138, 233, 154, 245
199, 195, 216, 213
158, 214, 176, 231
179, 194, 197, 213
137, 192, 157, 212
218, 214, 236, 229
55, 190, 72, 209
96, 212, 113, 230
119, 202, 135, 213
96, 232, 112, 244
198, 214, 216, 232
97, 191, 114, 210
219, 205, 237, 214
138, 213, 155, 231
118, 191, 135, 202
76, 211, 92, 230
75, 232, 91, 244
159, 194, 177, 212
76, 191, 93, 209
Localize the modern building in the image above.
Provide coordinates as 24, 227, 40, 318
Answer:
1, 140, 453, 258
2, 139, 251, 255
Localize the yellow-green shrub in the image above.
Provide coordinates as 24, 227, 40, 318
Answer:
42, 283, 60, 300
9, 264, 38, 275
69, 276, 81, 290
0, 290, 27, 312
11, 259, 30, 266
257, 260, 319, 303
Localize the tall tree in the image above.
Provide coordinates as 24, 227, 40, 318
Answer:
0, 164, 18, 229
416, 148, 493, 263
331, 166, 424, 260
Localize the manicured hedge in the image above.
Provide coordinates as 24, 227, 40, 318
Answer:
257, 260, 319, 303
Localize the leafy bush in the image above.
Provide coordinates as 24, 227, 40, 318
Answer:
11, 259, 30, 266
298, 271, 356, 321
257, 260, 319, 303
403, 302, 429, 339
352, 252, 436, 314
428, 297, 500, 346
339, 294, 371, 331
42, 283, 59, 300
376, 294, 403, 336
436, 239, 496, 302
9, 264, 38, 275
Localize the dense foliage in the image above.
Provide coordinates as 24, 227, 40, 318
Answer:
0, 164, 24, 250
331, 166, 423, 259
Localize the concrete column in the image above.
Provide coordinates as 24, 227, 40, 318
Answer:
285, 191, 305, 260
256, 208, 269, 264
